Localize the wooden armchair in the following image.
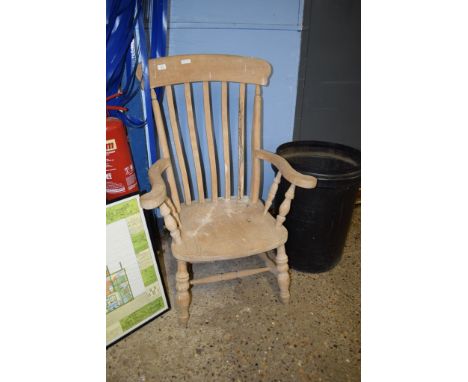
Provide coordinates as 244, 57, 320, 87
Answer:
137, 54, 317, 326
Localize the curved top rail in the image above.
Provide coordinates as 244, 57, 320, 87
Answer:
137, 54, 272, 87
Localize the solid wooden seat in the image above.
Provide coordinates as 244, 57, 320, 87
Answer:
137, 54, 318, 326
173, 198, 288, 262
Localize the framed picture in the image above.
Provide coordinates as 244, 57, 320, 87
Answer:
106, 195, 168, 346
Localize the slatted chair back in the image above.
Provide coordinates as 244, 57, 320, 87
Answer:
138, 54, 272, 211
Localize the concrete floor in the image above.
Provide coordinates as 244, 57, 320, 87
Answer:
107, 206, 360, 382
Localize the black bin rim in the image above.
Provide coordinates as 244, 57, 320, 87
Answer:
275, 140, 361, 184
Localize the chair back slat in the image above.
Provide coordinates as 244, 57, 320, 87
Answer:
138, 55, 273, 206
165, 85, 192, 204
250, 85, 262, 203
184, 83, 205, 203
238, 83, 246, 199
150, 88, 181, 211
202, 81, 218, 201
221, 82, 231, 199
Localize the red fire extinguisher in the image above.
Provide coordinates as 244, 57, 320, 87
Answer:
106, 95, 139, 201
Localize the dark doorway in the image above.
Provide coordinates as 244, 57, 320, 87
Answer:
294, 0, 361, 149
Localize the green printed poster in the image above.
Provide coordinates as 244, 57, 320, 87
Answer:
106, 195, 168, 346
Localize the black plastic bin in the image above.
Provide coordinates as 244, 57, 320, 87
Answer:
272, 141, 360, 273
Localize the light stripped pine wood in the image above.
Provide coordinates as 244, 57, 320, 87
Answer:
171, 198, 287, 262
202, 81, 218, 201
176, 260, 190, 326
238, 83, 246, 199
221, 81, 231, 199
190, 267, 270, 285
165, 85, 192, 204
276, 245, 290, 304
264, 172, 282, 215
184, 83, 205, 203
250, 85, 262, 203
140, 158, 170, 210
142, 54, 272, 88
150, 89, 181, 211
258, 252, 279, 275
255, 149, 317, 189
136, 55, 326, 325
276, 184, 296, 228
160, 202, 182, 245
166, 197, 182, 229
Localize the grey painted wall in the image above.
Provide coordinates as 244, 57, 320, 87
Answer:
294, 0, 361, 149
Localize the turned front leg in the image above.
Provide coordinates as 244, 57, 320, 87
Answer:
276, 245, 290, 304
176, 260, 190, 326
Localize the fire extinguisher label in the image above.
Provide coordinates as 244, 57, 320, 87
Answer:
106, 117, 139, 201
124, 165, 137, 189
107, 183, 126, 194
106, 139, 117, 152
124, 164, 134, 176
126, 174, 137, 189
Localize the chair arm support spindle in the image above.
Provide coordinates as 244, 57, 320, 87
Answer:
166, 198, 182, 229
276, 184, 295, 228
160, 202, 182, 245
264, 172, 282, 215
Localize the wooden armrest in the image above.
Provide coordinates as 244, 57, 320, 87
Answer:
140, 158, 171, 210
255, 149, 317, 189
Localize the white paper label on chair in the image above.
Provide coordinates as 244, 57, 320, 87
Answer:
180, 59, 191, 65
157, 64, 167, 70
